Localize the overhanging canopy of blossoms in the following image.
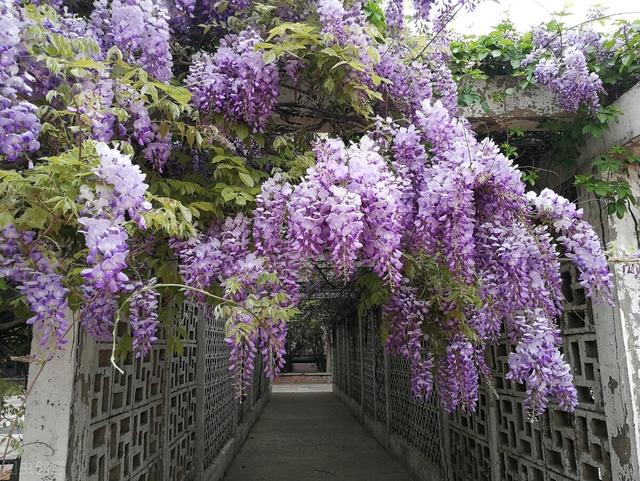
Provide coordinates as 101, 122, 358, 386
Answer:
1, 0, 638, 420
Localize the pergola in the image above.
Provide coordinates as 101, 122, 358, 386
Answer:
16, 80, 640, 481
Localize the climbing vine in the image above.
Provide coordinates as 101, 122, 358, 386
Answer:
0, 0, 639, 427
450, 16, 640, 217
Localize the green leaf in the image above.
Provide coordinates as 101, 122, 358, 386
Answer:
238, 172, 255, 188
235, 123, 249, 141
17, 206, 49, 230
189, 201, 219, 213
159, 84, 191, 106
0, 211, 15, 229
263, 50, 277, 64
65, 58, 105, 70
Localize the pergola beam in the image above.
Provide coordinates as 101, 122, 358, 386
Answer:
461, 76, 572, 133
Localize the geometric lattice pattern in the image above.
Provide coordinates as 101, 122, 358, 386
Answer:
83, 332, 166, 481
333, 310, 444, 472
332, 261, 613, 481
389, 355, 443, 467
362, 312, 377, 419
487, 262, 612, 481
73, 300, 267, 481
202, 304, 235, 467
348, 316, 362, 404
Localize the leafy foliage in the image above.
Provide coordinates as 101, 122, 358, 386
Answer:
0, 1, 637, 418
451, 18, 640, 216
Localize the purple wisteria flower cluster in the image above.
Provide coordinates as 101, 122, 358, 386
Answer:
129, 278, 160, 358
506, 314, 578, 415
287, 136, 404, 285
70, 76, 116, 142
253, 174, 302, 302
528, 188, 613, 301
384, 285, 434, 402
172, 214, 291, 396
92, 0, 173, 82
174, 76, 613, 413
375, 53, 434, 118
187, 28, 280, 132
0, 226, 69, 348
78, 142, 152, 342
373, 96, 610, 416
0, 0, 41, 162
523, 24, 605, 112
436, 335, 479, 413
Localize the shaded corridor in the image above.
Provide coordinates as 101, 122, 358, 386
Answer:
223, 392, 414, 481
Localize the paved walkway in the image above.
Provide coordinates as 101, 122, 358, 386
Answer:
224, 392, 414, 481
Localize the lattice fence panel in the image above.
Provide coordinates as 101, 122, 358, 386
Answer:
72, 300, 268, 481
348, 317, 362, 403
362, 314, 376, 418
166, 302, 199, 481
331, 272, 615, 481
340, 322, 348, 393
486, 261, 613, 481
202, 304, 235, 468
389, 357, 443, 466
448, 387, 494, 480
333, 312, 444, 472
449, 428, 493, 481
80, 318, 166, 481
374, 344, 386, 424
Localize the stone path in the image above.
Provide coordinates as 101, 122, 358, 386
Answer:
223, 392, 414, 481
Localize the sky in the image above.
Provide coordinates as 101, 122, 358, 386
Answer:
451, 0, 640, 35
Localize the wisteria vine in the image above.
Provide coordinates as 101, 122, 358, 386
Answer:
0, 0, 637, 419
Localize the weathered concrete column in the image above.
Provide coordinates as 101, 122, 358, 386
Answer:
19, 311, 77, 481
581, 185, 640, 480
578, 82, 640, 480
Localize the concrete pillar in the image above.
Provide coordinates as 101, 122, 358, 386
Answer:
577, 82, 640, 480
19, 311, 77, 481
585, 178, 640, 480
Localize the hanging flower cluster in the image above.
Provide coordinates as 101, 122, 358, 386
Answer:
528, 189, 613, 300
287, 137, 404, 285
172, 214, 291, 395
0, 1, 41, 162
506, 314, 578, 415
523, 24, 605, 111
384, 285, 434, 402
0, 226, 69, 348
129, 278, 160, 358
373, 95, 612, 417
187, 28, 280, 132
78, 142, 151, 341
91, 0, 173, 82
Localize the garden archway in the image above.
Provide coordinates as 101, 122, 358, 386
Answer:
1, 2, 639, 481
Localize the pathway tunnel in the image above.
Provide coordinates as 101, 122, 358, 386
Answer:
13, 253, 640, 481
